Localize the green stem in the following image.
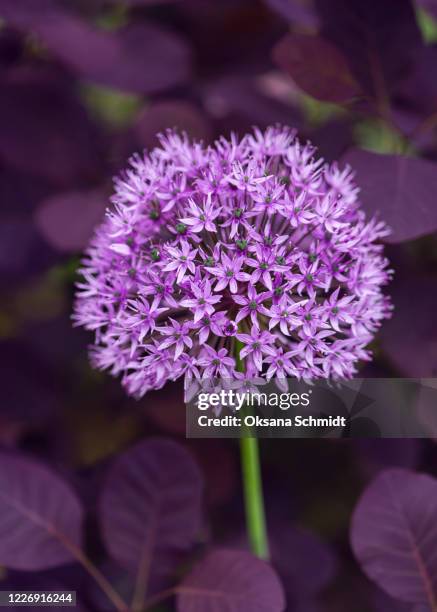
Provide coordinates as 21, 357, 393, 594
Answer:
240, 435, 270, 560
236, 340, 270, 561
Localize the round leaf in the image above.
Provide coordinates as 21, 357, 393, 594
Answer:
273, 34, 361, 103
351, 469, 437, 607
0, 453, 83, 570
343, 149, 437, 243
99, 438, 203, 572
178, 549, 285, 612
35, 188, 107, 253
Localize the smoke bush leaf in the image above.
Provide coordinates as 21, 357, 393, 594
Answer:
271, 525, 337, 601
0, 453, 83, 570
0, 1, 192, 95
35, 188, 107, 253
315, 0, 421, 98
177, 549, 285, 612
351, 469, 437, 608
343, 149, 437, 243
99, 438, 203, 573
273, 34, 361, 103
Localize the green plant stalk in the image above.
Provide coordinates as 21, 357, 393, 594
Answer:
240, 435, 270, 560
236, 340, 270, 561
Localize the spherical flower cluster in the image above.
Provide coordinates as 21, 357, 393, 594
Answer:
74, 126, 392, 398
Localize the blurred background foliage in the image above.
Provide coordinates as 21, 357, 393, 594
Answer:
1, 0, 437, 610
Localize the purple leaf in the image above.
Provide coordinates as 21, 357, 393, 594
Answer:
41, 20, 192, 95
264, 0, 319, 28
315, 0, 422, 98
34, 188, 107, 253
397, 46, 437, 120
273, 34, 361, 103
380, 276, 437, 377
99, 438, 203, 573
351, 469, 437, 607
0, 453, 83, 570
177, 549, 286, 612
0, 67, 102, 186
342, 149, 437, 243
1, 3, 192, 94
271, 525, 337, 600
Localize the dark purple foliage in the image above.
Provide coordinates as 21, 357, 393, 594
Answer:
380, 277, 437, 377
0, 453, 83, 570
315, 0, 422, 99
342, 150, 437, 244
351, 469, 437, 608
0, 67, 102, 186
271, 525, 337, 606
0, 3, 192, 94
37, 20, 192, 95
99, 438, 203, 573
273, 33, 362, 103
177, 549, 286, 612
35, 188, 107, 252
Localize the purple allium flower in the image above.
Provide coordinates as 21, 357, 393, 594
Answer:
74, 126, 392, 397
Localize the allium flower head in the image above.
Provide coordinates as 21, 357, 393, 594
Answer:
74, 126, 392, 398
